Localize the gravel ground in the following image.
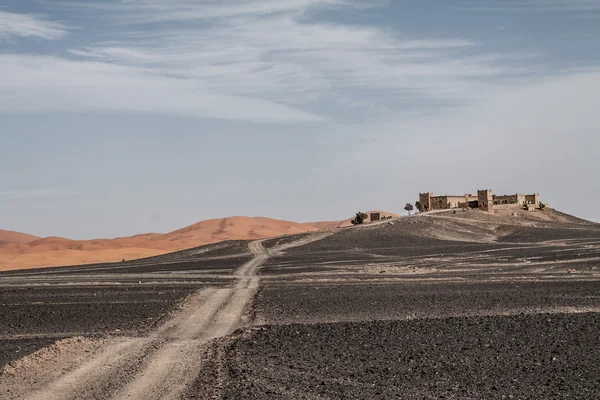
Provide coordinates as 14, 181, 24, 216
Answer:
284, 220, 463, 253
498, 226, 600, 243
219, 313, 600, 399
0, 285, 198, 336
0, 240, 254, 372
3, 211, 600, 398
281, 212, 600, 257
54, 255, 252, 275
0, 338, 57, 368
0, 240, 251, 277
0, 284, 198, 367
256, 280, 600, 324
262, 233, 313, 250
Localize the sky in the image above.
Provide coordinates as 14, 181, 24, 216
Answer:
1, 0, 599, 239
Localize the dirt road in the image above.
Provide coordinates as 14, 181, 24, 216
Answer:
6, 234, 330, 400
4, 209, 600, 399
7, 240, 265, 399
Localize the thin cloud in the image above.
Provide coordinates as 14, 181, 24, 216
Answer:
57, 0, 530, 118
52, 0, 358, 23
3, 0, 574, 121
0, 54, 325, 122
0, 10, 68, 40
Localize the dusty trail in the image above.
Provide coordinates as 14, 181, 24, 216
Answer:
111, 242, 269, 400
268, 231, 334, 255
13, 234, 328, 400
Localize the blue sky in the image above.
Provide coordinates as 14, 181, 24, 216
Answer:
1, 0, 599, 239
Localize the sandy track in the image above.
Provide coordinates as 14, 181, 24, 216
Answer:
112, 243, 270, 399
13, 240, 266, 400
13, 234, 328, 400
268, 231, 334, 256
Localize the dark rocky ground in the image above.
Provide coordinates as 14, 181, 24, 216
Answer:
0, 240, 251, 277
256, 280, 600, 324
0, 241, 253, 369
55, 255, 251, 275
0, 285, 199, 337
221, 313, 600, 399
0, 284, 197, 367
262, 233, 313, 250
4, 208, 600, 399
188, 209, 600, 399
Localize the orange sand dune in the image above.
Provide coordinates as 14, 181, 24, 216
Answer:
0, 229, 40, 246
0, 213, 397, 271
0, 247, 165, 271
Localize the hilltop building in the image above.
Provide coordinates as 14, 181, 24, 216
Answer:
419, 190, 540, 213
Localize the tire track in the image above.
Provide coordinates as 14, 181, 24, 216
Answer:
17, 233, 332, 400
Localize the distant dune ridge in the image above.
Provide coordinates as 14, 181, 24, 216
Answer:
0, 229, 40, 246
0, 212, 391, 271
3, 207, 588, 272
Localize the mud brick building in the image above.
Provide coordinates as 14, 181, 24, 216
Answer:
419, 189, 540, 213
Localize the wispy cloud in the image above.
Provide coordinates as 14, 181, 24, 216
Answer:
0, 1, 562, 122
0, 54, 324, 122
46, 0, 540, 121
54, 0, 358, 22
0, 10, 68, 40
0, 189, 76, 200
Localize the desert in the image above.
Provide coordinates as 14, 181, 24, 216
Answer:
2, 206, 600, 399
3, 1, 599, 398
0, 215, 366, 271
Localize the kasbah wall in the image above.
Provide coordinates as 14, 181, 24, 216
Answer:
419, 189, 540, 213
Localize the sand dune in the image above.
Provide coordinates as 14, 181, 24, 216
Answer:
2, 207, 586, 271
3, 214, 398, 271
0, 229, 40, 246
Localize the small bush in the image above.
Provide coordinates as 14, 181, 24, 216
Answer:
415, 201, 422, 212
351, 212, 368, 225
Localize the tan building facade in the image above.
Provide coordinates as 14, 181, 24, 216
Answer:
419, 189, 540, 213
419, 193, 478, 212
370, 212, 381, 221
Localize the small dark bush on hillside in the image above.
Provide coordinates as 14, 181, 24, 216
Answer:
351, 212, 368, 225
415, 201, 422, 212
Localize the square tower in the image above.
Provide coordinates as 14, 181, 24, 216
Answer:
478, 189, 493, 212
419, 193, 433, 212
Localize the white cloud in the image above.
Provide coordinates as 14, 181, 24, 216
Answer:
0, 10, 68, 40
56, 0, 533, 119
0, 54, 324, 122
54, 0, 357, 22
1, 0, 583, 122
